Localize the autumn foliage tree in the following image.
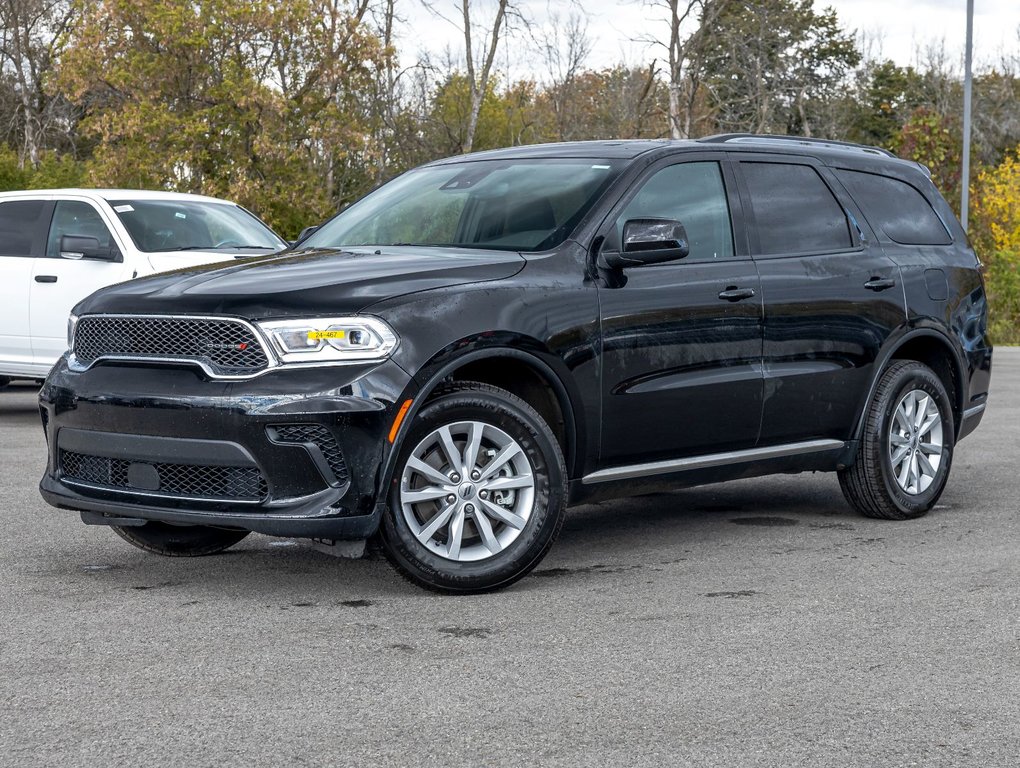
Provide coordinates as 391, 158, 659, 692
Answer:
971, 148, 1020, 342
894, 107, 963, 215
55, 0, 384, 236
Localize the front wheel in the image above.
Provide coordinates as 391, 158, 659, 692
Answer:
839, 360, 955, 520
380, 382, 567, 593
112, 522, 250, 556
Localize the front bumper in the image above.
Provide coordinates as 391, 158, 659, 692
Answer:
39, 356, 414, 539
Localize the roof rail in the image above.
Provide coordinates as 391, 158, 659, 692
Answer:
698, 133, 898, 160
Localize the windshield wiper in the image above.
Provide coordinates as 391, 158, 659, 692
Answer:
164, 244, 277, 252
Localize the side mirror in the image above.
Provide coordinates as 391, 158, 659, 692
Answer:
60, 234, 121, 262
295, 225, 319, 244
602, 218, 690, 269
60, 234, 100, 260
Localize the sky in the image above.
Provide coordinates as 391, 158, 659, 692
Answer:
399, 0, 1020, 77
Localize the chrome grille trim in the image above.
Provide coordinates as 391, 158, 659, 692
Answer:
69, 314, 277, 380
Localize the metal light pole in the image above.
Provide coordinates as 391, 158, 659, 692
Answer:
961, 0, 974, 231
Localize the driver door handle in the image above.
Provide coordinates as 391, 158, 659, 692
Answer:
34, 275, 58, 283
718, 286, 756, 302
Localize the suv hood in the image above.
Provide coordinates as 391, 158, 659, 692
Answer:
76, 247, 526, 318
146, 247, 280, 274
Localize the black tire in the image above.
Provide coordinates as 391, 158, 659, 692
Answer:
379, 381, 567, 593
839, 360, 955, 520
112, 522, 250, 556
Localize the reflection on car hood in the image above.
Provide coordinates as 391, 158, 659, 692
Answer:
146, 250, 253, 274
77, 246, 527, 318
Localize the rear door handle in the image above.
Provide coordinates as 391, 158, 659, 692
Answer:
34, 275, 58, 283
718, 287, 756, 302
864, 277, 896, 291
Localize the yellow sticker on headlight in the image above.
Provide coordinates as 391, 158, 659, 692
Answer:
308, 330, 345, 340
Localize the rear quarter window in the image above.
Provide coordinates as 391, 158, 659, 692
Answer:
834, 169, 952, 246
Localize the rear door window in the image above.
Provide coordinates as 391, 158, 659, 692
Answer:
741, 162, 853, 255
834, 169, 952, 246
0, 200, 49, 256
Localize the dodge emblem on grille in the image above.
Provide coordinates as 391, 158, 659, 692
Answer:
204, 342, 249, 351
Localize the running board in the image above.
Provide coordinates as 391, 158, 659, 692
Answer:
582, 439, 846, 485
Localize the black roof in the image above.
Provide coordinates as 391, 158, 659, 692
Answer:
424, 134, 926, 176
426, 140, 678, 165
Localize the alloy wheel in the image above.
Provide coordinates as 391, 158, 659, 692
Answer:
399, 420, 536, 562
888, 388, 944, 495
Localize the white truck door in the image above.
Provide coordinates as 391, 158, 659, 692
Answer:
0, 199, 53, 377
29, 199, 135, 368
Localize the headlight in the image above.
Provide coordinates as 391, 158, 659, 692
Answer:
67, 313, 79, 351
256, 316, 398, 364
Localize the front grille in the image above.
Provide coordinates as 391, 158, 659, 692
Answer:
60, 450, 268, 501
73, 315, 270, 375
270, 424, 349, 484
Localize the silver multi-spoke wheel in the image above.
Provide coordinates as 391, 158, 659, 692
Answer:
888, 388, 943, 495
400, 420, 536, 562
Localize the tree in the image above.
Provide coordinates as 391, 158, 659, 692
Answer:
426, 72, 539, 155
423, 0, 525, 154
535, 9, 593, 142
56, 0, 385, 236
894, 107, 963, 213
697, 0, 859, 135
971, 148, 1020, 343
538, 64, 668, 140
0, 0, 76, 166
845, 59, 922, 148
642, 0, 728, 139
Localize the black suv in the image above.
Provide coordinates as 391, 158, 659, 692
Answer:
39, 135, 992, 592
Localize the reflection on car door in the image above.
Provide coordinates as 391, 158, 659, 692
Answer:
736, 157, 905, 445
596, 157, 764, 467
30, 199, 133, 367
0, 199, 53, 375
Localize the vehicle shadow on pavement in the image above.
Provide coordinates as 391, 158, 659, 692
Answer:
31, 474, 862, 600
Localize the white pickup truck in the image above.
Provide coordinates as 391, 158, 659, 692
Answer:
0, 189, 288, 385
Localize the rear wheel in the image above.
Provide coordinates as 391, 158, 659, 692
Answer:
380, 382, 567, 593
112, 522, 250, 556
839, 360, 954, 520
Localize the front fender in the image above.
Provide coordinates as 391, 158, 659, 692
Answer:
373, 337, 586, 504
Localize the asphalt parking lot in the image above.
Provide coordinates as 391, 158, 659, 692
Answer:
1, 352, 1018, 768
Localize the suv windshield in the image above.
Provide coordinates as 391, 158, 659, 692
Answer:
301, 159, 622, 253
109, 199, 287, 253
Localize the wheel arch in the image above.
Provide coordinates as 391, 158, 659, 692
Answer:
851, 327, 967, 445
375, 338, 582, 502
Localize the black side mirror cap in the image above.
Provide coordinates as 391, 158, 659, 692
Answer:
60, 234, 102, 260
602, 218, 690, 269
59, 234, 122, 262
295, 225, 319, 245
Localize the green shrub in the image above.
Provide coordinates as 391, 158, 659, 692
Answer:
985, 249, 1020, 344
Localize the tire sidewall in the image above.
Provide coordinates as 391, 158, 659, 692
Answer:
381, 387, 566, 592
875, 365, 955, 515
